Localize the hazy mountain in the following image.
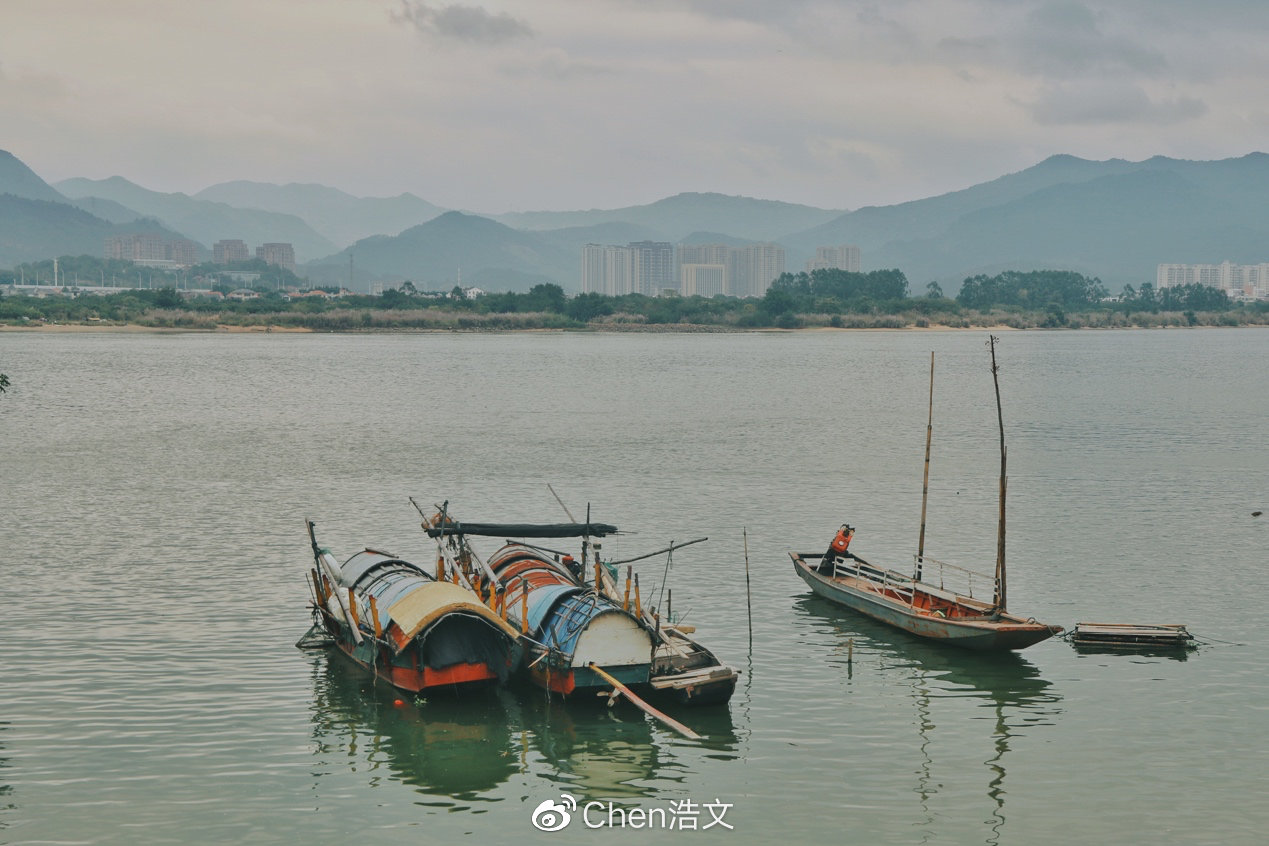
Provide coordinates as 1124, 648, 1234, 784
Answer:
493, 192, 844, 242
0, 150, 67, 203
68, 195, 148, 224
680, 231, 755, 246
194, 181, 446, 247
785, 153, 1269, 288
55, 176, 336, 261
534, 221, 667, 252
0, 150, 193, 267
307, 211, 577, 292
0, 195, 184, 268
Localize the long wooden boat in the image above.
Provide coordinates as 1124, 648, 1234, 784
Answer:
303, 521, 521, 693
791, 546, 1058, 650
791, 340, 1061, 651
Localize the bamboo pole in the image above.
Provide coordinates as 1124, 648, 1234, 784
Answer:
623, 566, 632, 611
368, 594, 383, 639
989, 335, 1007, 612
743, 528, 753, 644
634, 573, 642, 617
347, 587, 360, 630
917, 351, 934, 580
588, 663, 701, 740
307, 519, 362, 644
607, 537, 708, 567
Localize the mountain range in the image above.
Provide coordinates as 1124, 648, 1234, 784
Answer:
4, 147, 1267, 293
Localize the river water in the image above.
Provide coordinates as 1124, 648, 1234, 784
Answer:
1, 328, 1265, 845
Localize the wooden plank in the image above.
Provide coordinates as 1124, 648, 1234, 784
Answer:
588, 663, 701, 740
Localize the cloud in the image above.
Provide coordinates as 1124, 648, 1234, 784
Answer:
1027, 82, 1207, 125
1017, 1, 1168, 77
392, 1, 533, 44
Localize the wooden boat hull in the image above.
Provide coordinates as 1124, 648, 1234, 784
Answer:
331, 636, 503, 694
792, 554, 1059, 651
645, 628, 738, 706
491, 544, 653, 696
310, 547, 520, 695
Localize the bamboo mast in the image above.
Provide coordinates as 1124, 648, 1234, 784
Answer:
916, 351, 934, 580
989, 335, 1007, 612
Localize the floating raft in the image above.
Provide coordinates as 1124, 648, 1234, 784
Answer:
1071, 622, 1195, 649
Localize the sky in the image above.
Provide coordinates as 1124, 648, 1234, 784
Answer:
3, 0, 1267, 213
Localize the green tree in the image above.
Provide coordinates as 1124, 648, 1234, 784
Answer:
525, 283, 567, 313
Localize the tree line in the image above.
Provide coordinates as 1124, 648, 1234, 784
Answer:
2, 260, 1263, 330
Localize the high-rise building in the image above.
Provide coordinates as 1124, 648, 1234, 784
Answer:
214, 239, 250, 265
627, 241, 674, 295
1157, 261, 1269, 301
680, 264, 726, 297
584, 240, 785, 298
581, 243, 635, 295
728, 243, 785, 298
256, 243, 296, 273
105, 233, 166, 262
166, 239, 199, 267
806, 245, 861, 273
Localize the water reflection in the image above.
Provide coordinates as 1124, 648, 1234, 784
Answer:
0, 721, 13, 827
308, 651, 741, 804
795, 596, 1063, 846
309, 656, 516, 798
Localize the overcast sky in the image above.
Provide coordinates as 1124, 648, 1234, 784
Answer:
3, 0, 1267, 213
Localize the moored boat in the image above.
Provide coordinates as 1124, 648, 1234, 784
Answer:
303, 521, 521, 693
419, 512, 654, 697
418, 503, 736, 707
790, 339, 1061, 651
791, 543, 1059, 650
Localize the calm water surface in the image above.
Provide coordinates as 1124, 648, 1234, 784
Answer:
1, 328, 1265, 845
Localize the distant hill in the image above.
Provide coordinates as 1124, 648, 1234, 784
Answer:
534, 221, 667, 252
68, 195, 148, 224
0, 150, 67, 203
785, 153, 1269, 288
307, 211, 576, 292
55, 176, 336, 262
493, 192, 844, 243
194, 181, 446, 247
0, 150, 191, 267
0, 195, 184, 267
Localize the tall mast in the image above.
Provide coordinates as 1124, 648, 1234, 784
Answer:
916, 351, 934, 580
989, 335, 1007, 612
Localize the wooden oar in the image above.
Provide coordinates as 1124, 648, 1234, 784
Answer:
588, 663, 701, 740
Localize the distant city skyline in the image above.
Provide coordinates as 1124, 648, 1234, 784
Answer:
3, 1, 1267, 213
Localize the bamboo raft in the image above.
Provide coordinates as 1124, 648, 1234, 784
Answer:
1070, 622, 1195, 650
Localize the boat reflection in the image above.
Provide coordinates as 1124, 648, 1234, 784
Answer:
308, 652, 742, 804
309, 655, 516, 798
795, 595, 1064, 846
0, 721, 12, 824
513, 692, 740, 799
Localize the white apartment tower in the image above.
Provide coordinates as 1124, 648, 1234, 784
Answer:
806, 245, 861, 273
1157, 261, 1269, 301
